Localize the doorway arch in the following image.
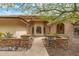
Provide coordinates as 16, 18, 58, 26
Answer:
56, 23, 64, 34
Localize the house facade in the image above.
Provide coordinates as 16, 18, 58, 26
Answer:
0, 16, 74, 38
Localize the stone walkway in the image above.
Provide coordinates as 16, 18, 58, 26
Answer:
25, 37, 49, 56
0, 37, 49, 56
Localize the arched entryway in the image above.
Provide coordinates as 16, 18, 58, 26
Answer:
56, 23, 64, 34
31, 23, 45, 36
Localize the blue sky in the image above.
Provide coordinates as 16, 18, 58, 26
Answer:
0, 3, 34, 16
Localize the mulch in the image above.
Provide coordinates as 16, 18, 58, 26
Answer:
42, 39, 79, 56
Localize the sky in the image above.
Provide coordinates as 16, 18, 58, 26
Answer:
0, 3, 78, 16
0, 3, 34, 16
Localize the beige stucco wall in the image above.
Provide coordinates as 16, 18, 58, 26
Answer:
0, 25, 27, 37
0, 18, 27, 38
64, 22, 74, 37
49, 22, 74, 37
51, 24, 56, 33
0, 17, 75, 37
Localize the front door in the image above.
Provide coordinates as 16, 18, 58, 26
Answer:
32, 24, 44, 36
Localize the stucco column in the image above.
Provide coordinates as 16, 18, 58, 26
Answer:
45, 24, 56, 34
64, 22, 74, 38
45, 25, 49, 34
50, 24, 56, 33
26, 23, 31, 35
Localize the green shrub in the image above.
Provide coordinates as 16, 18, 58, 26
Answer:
21, 35, 30, 40
0, 32, 4, 38
47, 32, 60, 38
4, 32, 13, 38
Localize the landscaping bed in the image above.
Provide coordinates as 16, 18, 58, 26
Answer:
42, 34, 71, 56
0, 38, 33, 51
42, 37, 79, 56
43, 37, 69, 49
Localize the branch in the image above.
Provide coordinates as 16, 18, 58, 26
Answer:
36, 8, 63, 14
74, 3, 77, 11
17, 3, 25, 10
53, 12, 65, 20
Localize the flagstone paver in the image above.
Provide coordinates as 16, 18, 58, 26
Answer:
0, 37, 49, 56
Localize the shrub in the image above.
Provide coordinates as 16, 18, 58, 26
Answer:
0, 32, 4, 38
21, 35, 30, 40
4, 32, 13, 38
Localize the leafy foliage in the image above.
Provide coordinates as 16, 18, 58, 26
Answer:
33, 3, 79, 24
4, 32, 13, 38
0, 32, 4, 38
1, 3, 79, 23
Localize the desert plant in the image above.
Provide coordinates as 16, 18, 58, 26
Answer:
0, 32, 4, 38
4, 32, 13, 38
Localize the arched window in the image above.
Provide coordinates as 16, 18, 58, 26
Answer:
56, 23, 64, 34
